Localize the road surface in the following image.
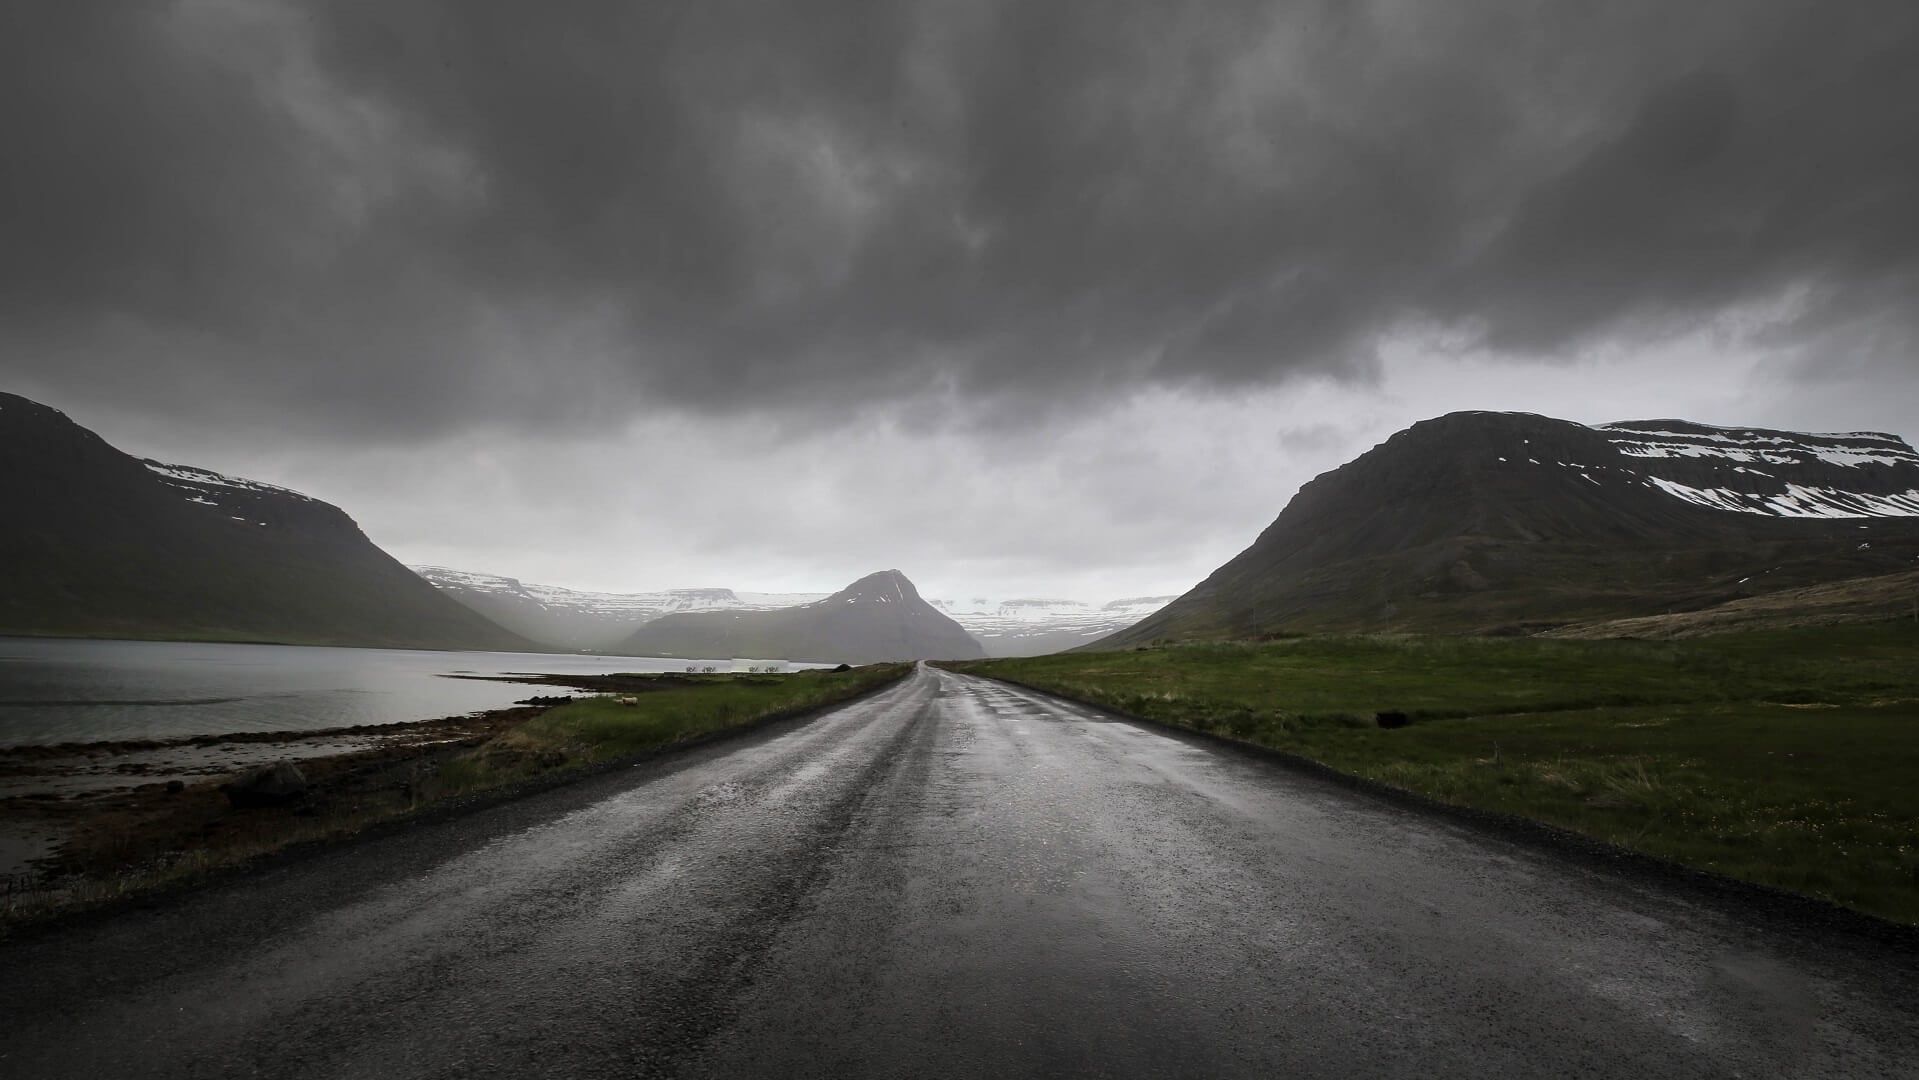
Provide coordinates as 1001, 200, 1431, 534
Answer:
4, 664, 1915, 1078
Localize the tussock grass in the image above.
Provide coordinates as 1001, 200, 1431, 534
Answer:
943, 622, 1919, 924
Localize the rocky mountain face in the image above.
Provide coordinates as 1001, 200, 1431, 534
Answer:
614, 570, 985, 664
1101, 411, 1919, 645
408, 565, 829, 652
0, 392, 540, 650
929, 596, 1174, 657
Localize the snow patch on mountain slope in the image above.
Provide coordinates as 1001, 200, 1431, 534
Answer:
1594, 421, 1919, 519
141, 460, 327, 528
1601, 424, 1916, 469
1641, 476, 1919, 518
143, 461, 319, 502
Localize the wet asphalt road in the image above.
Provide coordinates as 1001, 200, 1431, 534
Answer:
4, 664, 1916, 1078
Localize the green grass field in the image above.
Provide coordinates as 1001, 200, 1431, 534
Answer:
941, 622, 1919, 924
433, 664, 911, 795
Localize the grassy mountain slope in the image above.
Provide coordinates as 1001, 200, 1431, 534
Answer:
1102, 411, 1919, 644
1542, 567, 1919, 639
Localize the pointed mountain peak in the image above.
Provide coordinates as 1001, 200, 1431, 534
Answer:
617, 567, 983, 662
828, 569, 922, 605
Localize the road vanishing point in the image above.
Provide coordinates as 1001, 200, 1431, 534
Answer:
4, 664, 1915, 1078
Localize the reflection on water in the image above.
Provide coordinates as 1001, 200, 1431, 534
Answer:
0, 637, 712, 746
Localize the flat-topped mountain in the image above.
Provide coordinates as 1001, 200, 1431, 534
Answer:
409, 565, 829, 652
1101, 411, 1919, 645
0, 392, 539, 650
614, 570, 985, 664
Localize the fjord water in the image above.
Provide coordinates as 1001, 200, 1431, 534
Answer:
0, 637, 701, 747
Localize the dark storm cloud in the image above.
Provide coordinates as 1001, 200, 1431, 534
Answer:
1449, 10, 1919, 355
0, 4, 319, 328
5, 0, 1917, 436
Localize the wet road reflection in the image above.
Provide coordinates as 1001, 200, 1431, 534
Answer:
4, 664, 1915, 1078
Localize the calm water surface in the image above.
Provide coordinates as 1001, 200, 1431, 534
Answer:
0, 637, 736, 746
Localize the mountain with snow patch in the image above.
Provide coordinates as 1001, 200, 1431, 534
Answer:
1099, 411, 1919, 645
0, 392, 539, 650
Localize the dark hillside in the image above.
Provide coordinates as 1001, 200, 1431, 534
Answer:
0, 392, 541, 650
1102, 411, 1919, 644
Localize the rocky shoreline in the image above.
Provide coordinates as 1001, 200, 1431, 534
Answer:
0, 692, 587, 893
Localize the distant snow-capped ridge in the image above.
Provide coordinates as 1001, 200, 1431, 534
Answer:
409, 564, 835, 652
409, 565, 828, 619
930, 596, 1176, 619
929, 595, 1176, 655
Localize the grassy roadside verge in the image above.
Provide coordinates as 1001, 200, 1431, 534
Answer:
428, 664, 912, 795
940, 623, 1919, 924
2, 663, 910, 931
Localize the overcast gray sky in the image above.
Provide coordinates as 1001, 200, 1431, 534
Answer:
6, 0, 1917, 600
